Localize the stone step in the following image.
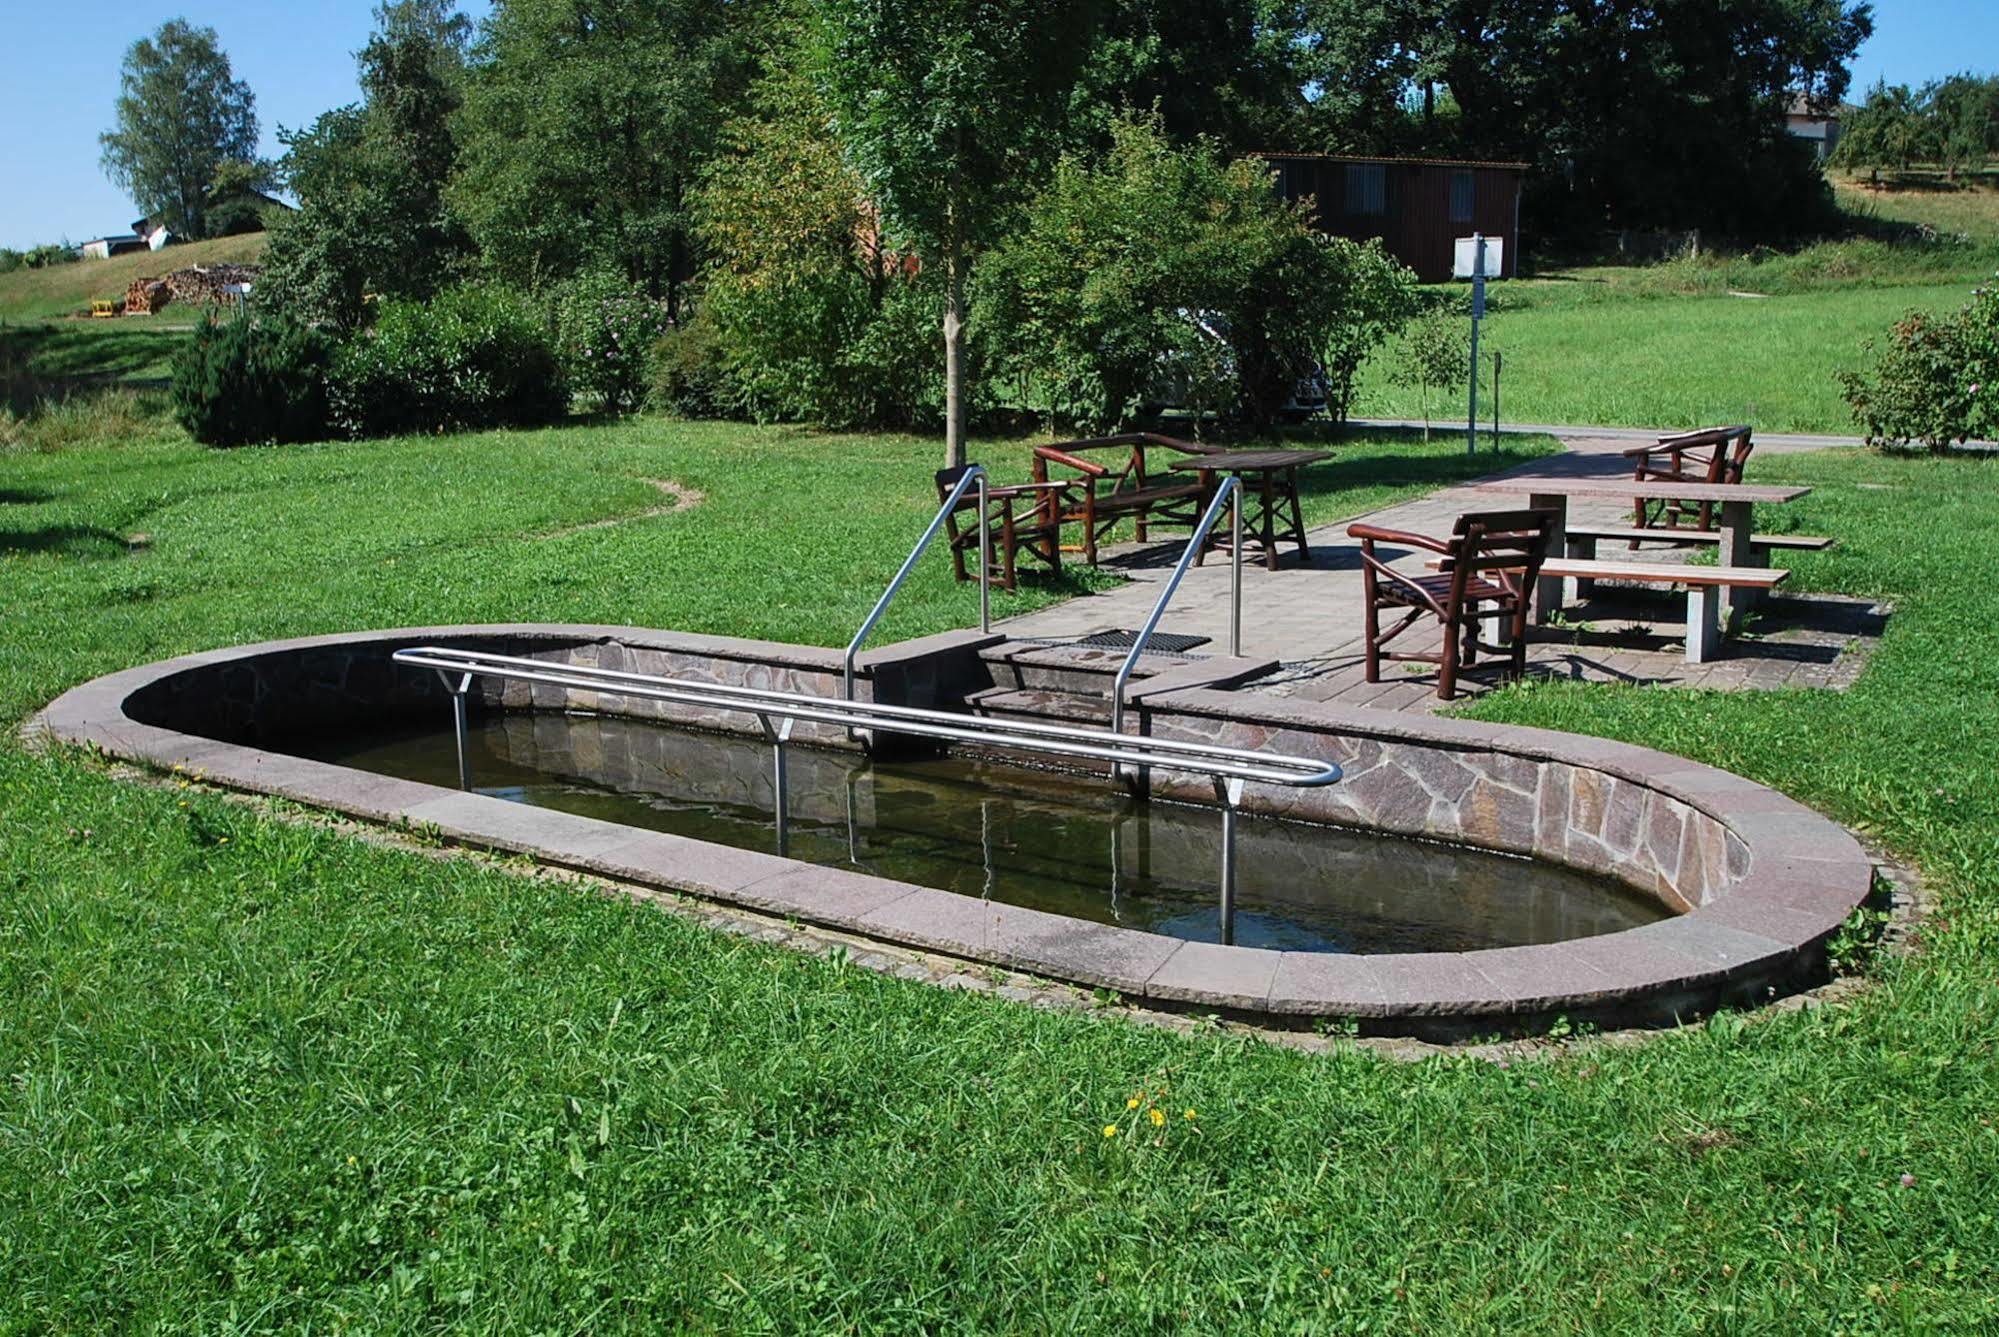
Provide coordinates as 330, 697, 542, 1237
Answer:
963, 685, 1116, 727
975, 639, 1196, 694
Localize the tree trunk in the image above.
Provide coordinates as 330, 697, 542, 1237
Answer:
943, 243, 967, 470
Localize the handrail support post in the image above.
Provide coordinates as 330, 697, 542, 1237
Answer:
1215, 776, 1245, 946
439, 670, 474, 790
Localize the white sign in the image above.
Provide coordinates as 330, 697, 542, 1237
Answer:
1453, 236, 1504, 279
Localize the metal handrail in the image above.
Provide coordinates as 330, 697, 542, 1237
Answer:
392, 646, 1340, 789
1108, 475, 1243, 746
843, 465, 989, 705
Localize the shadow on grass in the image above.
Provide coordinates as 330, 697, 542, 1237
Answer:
0, 322, 189, 386
0, 489, 54, 505
0, 524, 131, 560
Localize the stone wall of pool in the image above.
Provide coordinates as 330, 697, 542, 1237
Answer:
32, 624, 1876, 1037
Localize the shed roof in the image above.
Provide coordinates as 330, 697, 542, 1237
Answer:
1254, 152, 1532, 172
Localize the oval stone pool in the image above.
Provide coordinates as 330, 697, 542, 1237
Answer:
299, 712, 1667, 955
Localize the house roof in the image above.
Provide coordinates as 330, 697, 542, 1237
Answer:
1254, 151, 1532, 172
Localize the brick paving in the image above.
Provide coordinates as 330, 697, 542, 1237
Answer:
997, 434, 1886, 711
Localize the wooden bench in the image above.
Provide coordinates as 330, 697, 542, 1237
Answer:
1563, 523, 1836, 558
1427, 555, 1788, 662
1031, 433, 1209, 565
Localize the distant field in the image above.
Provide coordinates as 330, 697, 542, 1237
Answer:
0, 234, 265, 323
1356, 280, 1972, 435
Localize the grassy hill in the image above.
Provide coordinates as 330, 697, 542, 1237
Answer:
0, 234, 266, 323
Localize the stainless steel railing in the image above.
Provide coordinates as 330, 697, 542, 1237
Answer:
843, 465, 990, 706
392, 643, 1340, 945
1107, 475, 1243, 750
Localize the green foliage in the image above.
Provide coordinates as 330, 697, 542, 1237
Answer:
98, 20, 259, 240
693, 65, 943, 429
648, 311, 732, 419
0, 245, 78, 274
1839, 278, 1999, 452
1836, 74, 1999, 179
329, 286, 567, 437
168, 316, 333, 447
258, 6, 469, 331
451, 0, 773, 306
1319, 240, 1419, 424
1392, 305, 1471, 440
816, 0, 1107, 458
979, 116, 1409, 430
555, 273, 675, 415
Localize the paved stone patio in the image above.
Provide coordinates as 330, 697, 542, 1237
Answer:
997, 434, 1886, 712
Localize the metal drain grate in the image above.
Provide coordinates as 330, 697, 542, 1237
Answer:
1070, 629, 1210, 655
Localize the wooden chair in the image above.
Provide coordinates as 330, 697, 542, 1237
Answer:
1029, 433, 1211, 565
1626, 426, 1753, 531
934, 465, 1066, 592
1347, 509, 1557, 700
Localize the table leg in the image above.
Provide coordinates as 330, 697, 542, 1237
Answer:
1286, 467, 1309, 559
1531, 492, 1567, 624
1718, 498, 1762, 624
1260, 470, 1279, 571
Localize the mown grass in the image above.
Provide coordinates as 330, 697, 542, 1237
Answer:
1357, 281, 1981, 435
0, 234, 266, 323
2, 419, 1997, 1330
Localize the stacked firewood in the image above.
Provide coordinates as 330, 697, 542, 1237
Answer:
121, 264, 263, 315
123, 278, 171, 315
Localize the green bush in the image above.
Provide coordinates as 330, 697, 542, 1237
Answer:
330, 285, 568, 437
690, 66, 943, 430
557, 272, 675, 414
1839, 277, 1999, 451
649, 308, 735, 419
978, 115, 1415, 431
169, 316, 333, 447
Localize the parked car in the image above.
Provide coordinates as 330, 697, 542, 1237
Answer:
1146, 309, 1329, 422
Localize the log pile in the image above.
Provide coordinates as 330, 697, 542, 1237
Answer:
122, 264, 263, 315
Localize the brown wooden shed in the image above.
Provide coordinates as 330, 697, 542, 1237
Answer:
1258, 153, 1528, 282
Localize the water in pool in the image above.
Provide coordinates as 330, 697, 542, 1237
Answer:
298, 712, 1666, 954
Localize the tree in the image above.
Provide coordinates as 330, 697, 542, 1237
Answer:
1926, 73, 1999, 181
817, 0, 1108, 467
1834, 82, 1933, 178
99, 21, 259, 240
452, 0, 774, 310
259, 2, 471, 329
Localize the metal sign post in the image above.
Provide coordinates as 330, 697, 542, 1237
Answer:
1466, 233, 1486, 457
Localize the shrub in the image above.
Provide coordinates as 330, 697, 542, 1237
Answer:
1393, 305, 1473, 442
330, 285, 567, 437
169, 315, 333, 447
690, 66, 943, 430
556, 272, 675, 414
649, 307, 734, 419
1839, 278, 1999, 451
978, 115, 1416, 431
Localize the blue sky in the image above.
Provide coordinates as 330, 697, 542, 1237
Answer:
1, 0, 1992, 250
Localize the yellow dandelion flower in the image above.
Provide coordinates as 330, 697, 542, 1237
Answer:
1184, 1108, 1197, 1120
1126, 1097, 1140, 1110
1102, 1124, 1118, 1138
1149, 1108, 1165, 1127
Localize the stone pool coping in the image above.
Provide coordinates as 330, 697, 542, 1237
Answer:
31, 624, 1877, 1036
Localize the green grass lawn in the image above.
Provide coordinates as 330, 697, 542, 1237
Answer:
1356, 281, 1980, 435
3, 418, 1998, 1330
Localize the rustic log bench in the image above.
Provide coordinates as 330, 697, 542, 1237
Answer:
1425, 555, 1789, 663
1030, 433, 1210, 565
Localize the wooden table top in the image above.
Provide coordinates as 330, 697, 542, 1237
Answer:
1476, 477, 1809, 503
1168, 449, 1333, 473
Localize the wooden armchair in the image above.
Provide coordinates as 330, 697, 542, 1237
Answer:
934, 465, 1067, 592
1626, 425, 1753, 531
1347, 509, 1556, 700
1029, 433, 1211, 565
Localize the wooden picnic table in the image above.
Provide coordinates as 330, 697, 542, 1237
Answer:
1474, 476, 1810, 623
1168, 448, 1332, 570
